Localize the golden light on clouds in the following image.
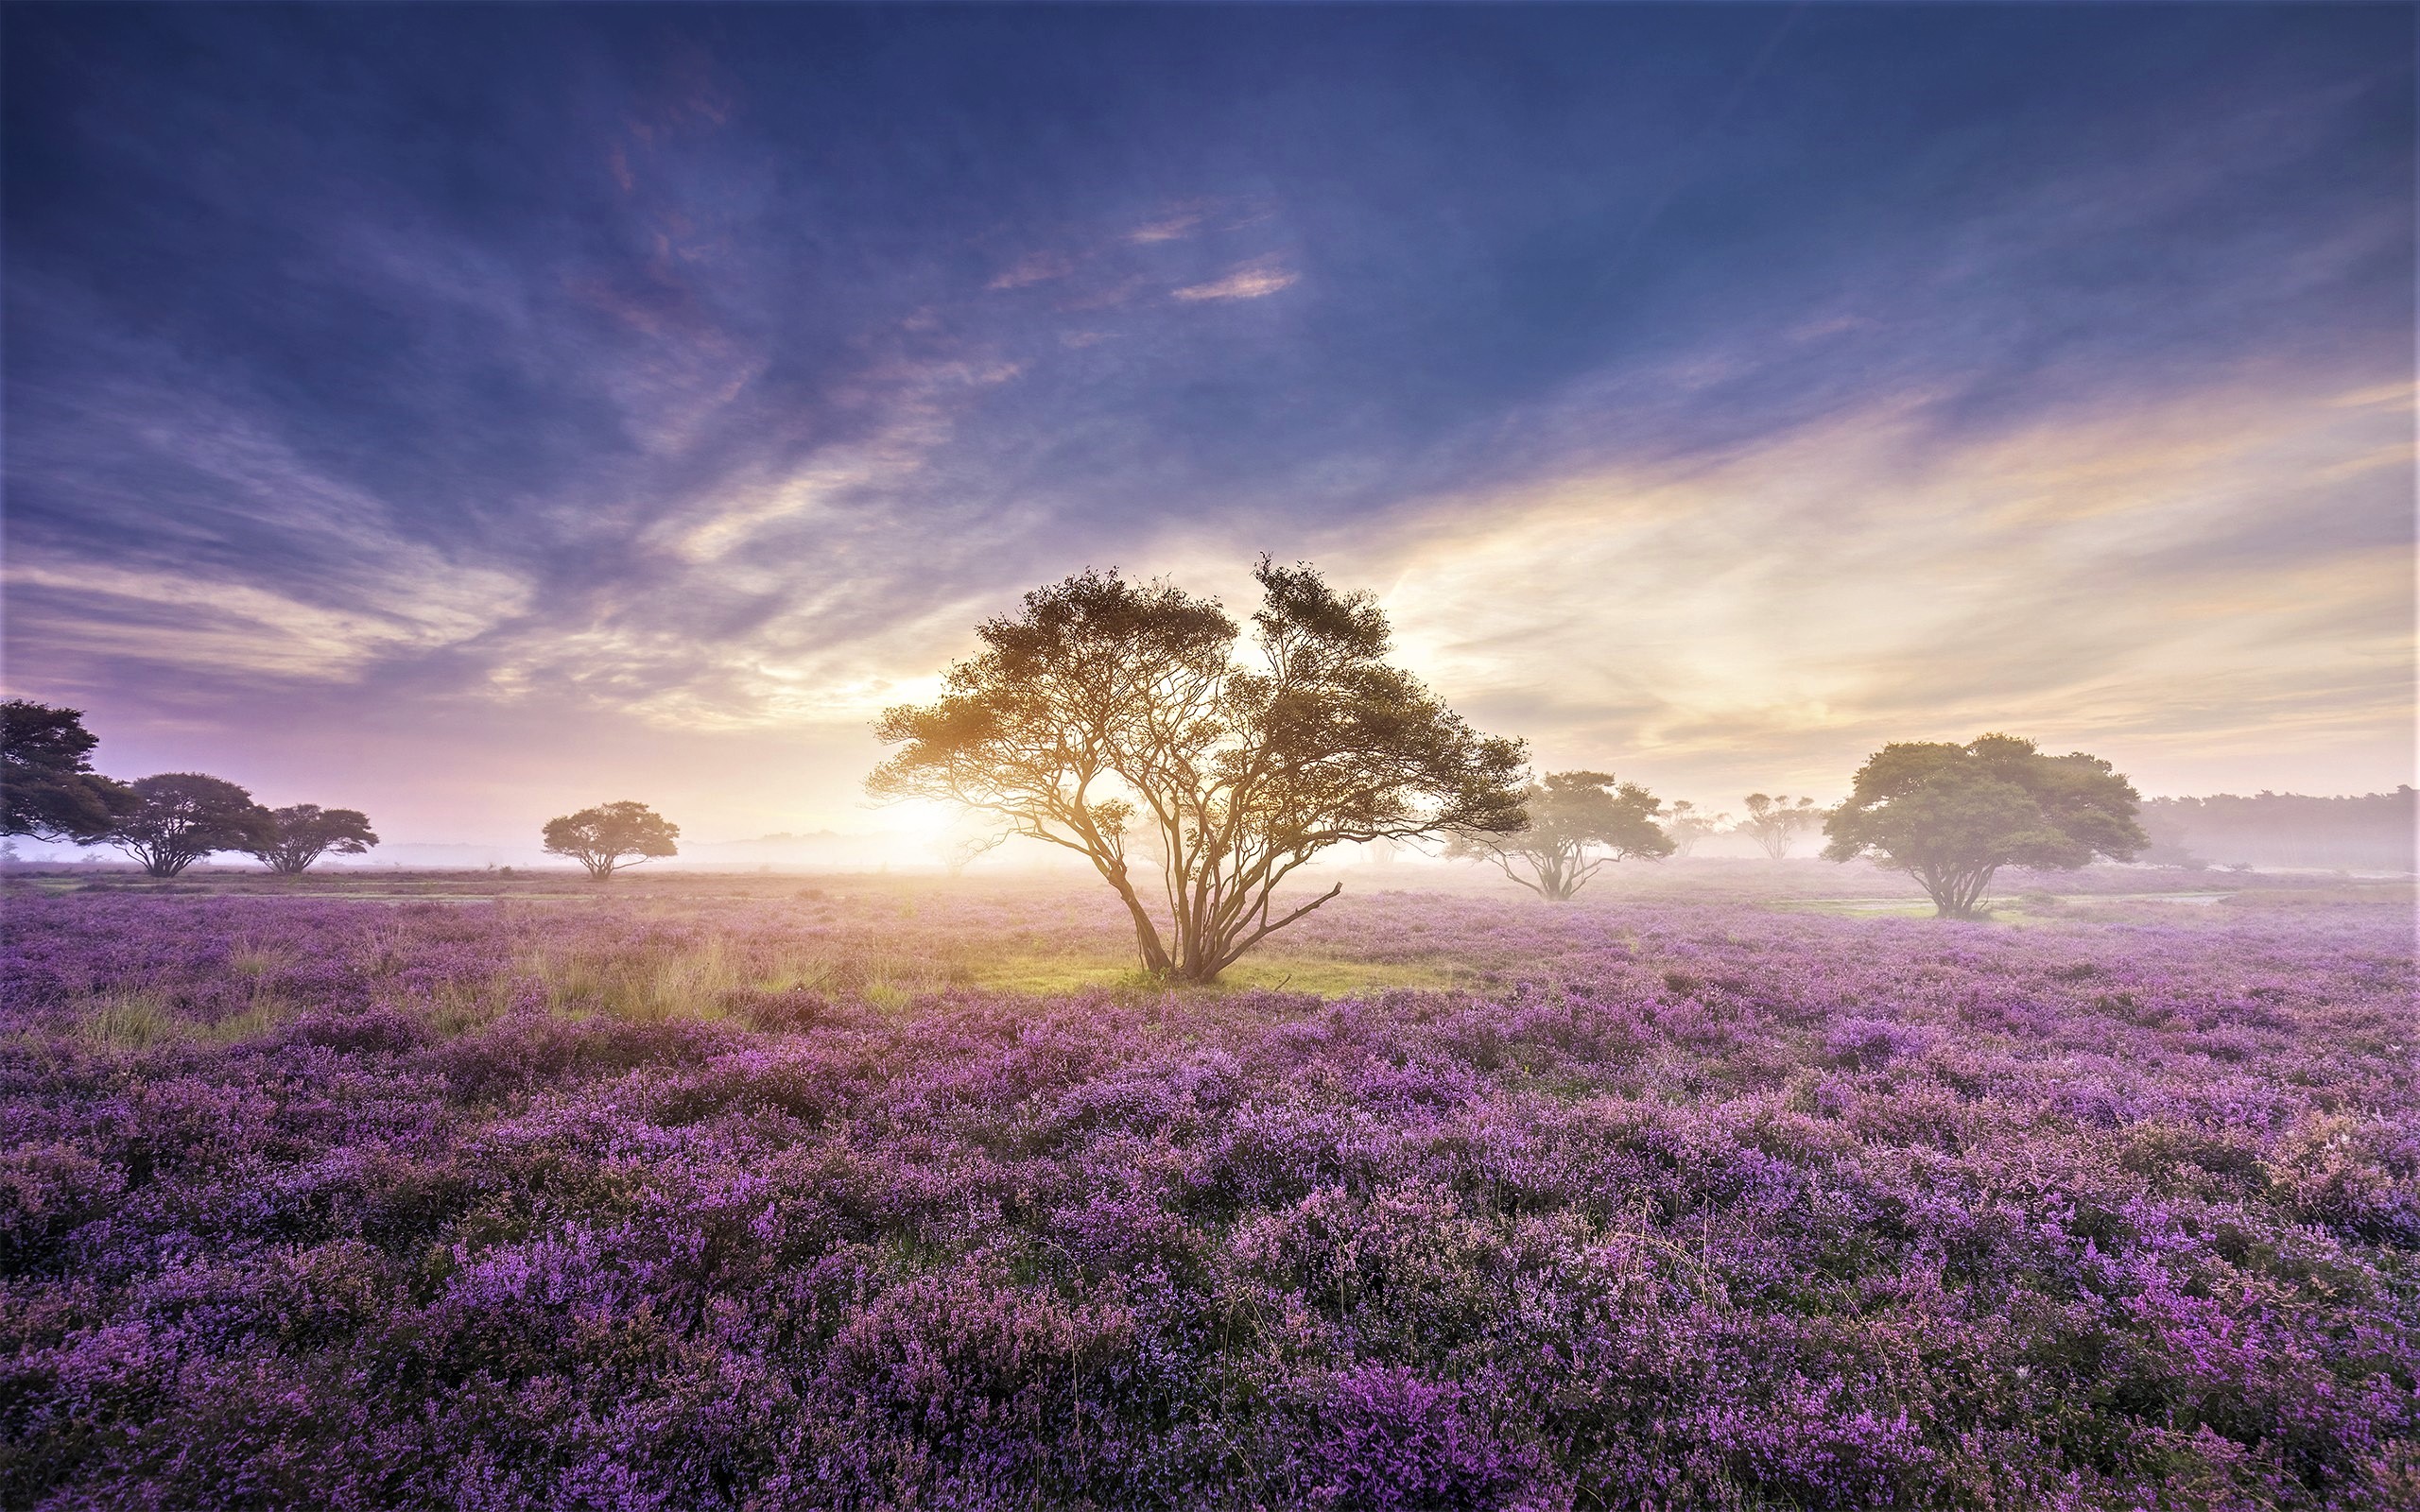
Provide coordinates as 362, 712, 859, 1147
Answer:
1357, 375, 2411, 798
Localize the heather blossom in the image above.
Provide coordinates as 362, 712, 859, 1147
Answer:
0, 876, 2411, 1508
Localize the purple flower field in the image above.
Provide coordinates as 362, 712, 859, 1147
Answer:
1, 874, 2413, 1509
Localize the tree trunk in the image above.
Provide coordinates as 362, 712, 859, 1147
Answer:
1917, 864, 1996, 919
139, 847, 194, 878
1098, 860, 1172, 976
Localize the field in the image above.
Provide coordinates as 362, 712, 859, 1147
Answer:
1, 864, 2413, 1509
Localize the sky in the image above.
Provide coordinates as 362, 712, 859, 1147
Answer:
4, 2, 2412, 850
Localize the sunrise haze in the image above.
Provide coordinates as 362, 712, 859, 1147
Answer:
4, 4, 2411, 849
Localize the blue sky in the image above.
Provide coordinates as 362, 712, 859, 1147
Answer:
4, 3, 2411, 845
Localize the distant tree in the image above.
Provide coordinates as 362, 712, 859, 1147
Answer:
246, 804, 380, 874
2, 699, 135, 843
1450, 770, 1672, 900
940, 827, 1007, 878
543, 801, 680, 879
871, 560, 1527, 983
2138, 788, 2416, 871
105, 773, 277, 878
1737, 793, 1824, 859
1661, 799, 1729, 858
1823, 733, 2147, 919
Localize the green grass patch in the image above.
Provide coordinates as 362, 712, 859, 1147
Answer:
1769, 897, 1943, 918
77, 990, 290, 1050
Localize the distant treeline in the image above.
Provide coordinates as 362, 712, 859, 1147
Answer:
2139, 788, 2415, 870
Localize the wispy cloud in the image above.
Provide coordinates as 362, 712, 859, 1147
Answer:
5, 2, 2406, 842
1172, 260, 1299, 302
1128, 206, 1207, 244
987, 251, 1074, 290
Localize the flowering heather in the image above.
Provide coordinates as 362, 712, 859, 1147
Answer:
0, 874, 2412, 1508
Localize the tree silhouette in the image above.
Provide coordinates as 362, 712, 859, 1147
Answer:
1660, 799, 1728, 857
1737, 793, 1823, 858
871, 560, 1526, 982
2, 700, 134, 843
1824, 733, 2147, 918
247, 804, 380, 874
1450, 770, 1671, 900
939, 827, 1008, 878
105, 773, 276, 877
543, 801, 679, 879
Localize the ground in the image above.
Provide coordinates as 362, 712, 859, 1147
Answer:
1, 861, 2412, 1509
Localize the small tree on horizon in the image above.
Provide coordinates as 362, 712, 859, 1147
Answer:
2, 699, 135, 843
1737, 793, 1824, 859
1661, 799, 1728, 858
870, 559, 1527, 983
543, 801, 680, 879
247, 804, 380, 874
1823, 733, 2148, 919
939, 827, 1008, 878
105, 773, 277, 877
1449, 770, 1672, 900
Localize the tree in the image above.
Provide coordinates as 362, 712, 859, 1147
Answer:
543, 800, 679, 879
1449, 769, 1672, 900
105, 773, 277, 877
2, 699, 135, 843
1823, 733, 2148, 919
1737, 792, 1824, 859
939, 827, 1008, 878
871, 560, 1527, 983
1661, 799, 1728, 858
247, 804, 380, 874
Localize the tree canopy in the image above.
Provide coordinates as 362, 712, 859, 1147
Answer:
2, 700, 134, 843
1737, 793, 1823, 859
543, 801, 680, 879
105, 773, 277, 877
1823, 733, 2147, 918
1660, 799, 1727, 858
871, 559, 1527, 982
247, 804, 380, 874
1450, 769, 1671, 900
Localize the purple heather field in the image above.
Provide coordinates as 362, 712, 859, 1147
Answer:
0, 866, 2413, 1510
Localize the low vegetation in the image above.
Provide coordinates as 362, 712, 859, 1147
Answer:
1, 873, 2411, 1509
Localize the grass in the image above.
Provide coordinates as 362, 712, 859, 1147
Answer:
1770, 891, 2241, 923
966, 954, 1460, 996
77, 990, 288, 1050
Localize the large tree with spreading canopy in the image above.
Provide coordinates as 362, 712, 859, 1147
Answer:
105, 773, 277, 877
543, 801, 680, 879
246, 804, 380, 874
1824, 733, 2147, 918
1, 700, 134, 843
871, 559, 1528, 982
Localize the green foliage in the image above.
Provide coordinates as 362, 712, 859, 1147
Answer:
247, 804, 380, 875
541, 800, 680, 879
1450, 769, 1672, 900
871, 558, 1527, 981
103, 772, 277, 877
0, 700, 134, 843
1824, 733, 2148, 918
